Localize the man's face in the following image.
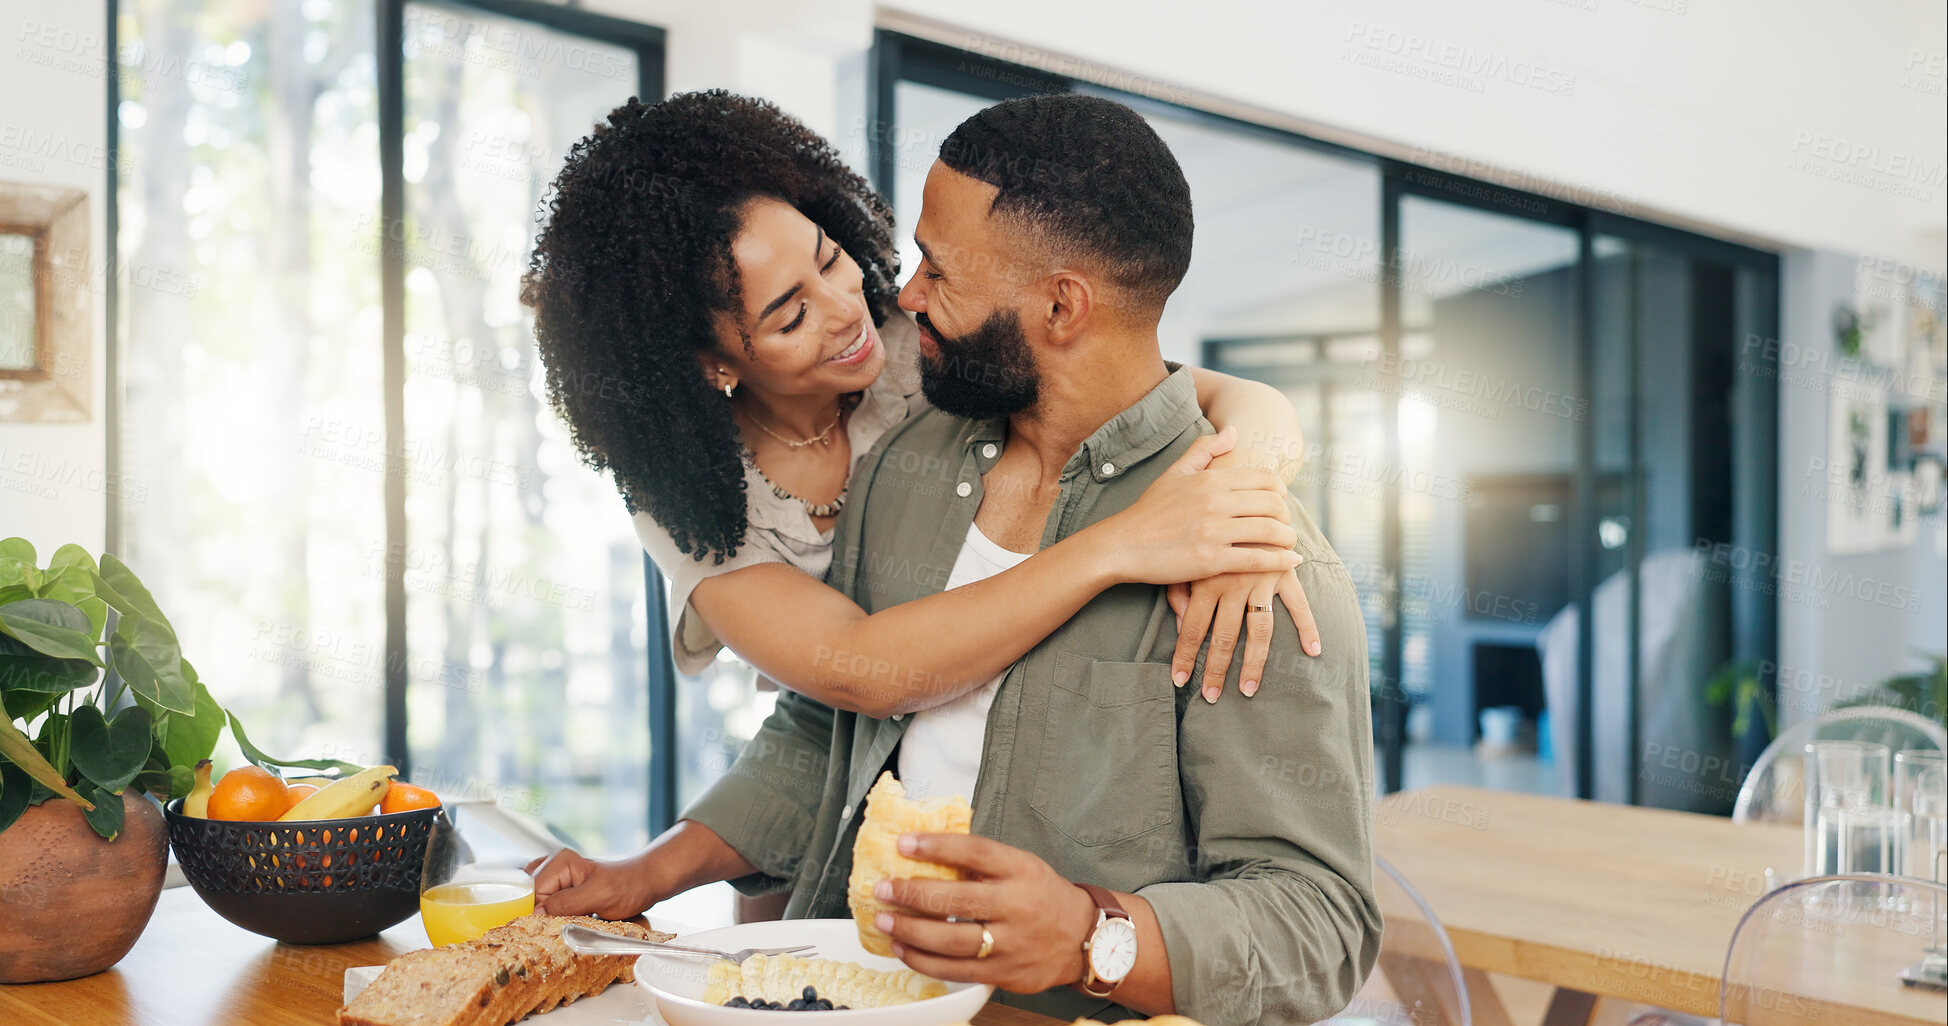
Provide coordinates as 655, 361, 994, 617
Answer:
898, 161, 1041, 419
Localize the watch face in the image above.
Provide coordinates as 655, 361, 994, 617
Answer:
1089, 917, 1139, 982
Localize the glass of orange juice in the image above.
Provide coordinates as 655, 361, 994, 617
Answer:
421, 873, 536, 946
419, 812, 535, 946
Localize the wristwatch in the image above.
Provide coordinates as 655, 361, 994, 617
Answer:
1076, 882, 1137, 999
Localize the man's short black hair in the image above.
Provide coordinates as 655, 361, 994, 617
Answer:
939, 93, 1193, 312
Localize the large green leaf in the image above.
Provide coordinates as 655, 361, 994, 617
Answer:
0, 762, 30, 834
99, 554, 171, 631
79, 781, 124, 841
0, 695, 94, 811
0, 582, 32, 606
0, 687, 62, 724
47, 544, 99, 577
37, 566, 107, 640
70, 705, 152, 793
158, 674, 224, 769
0, 599, 104, 665
0, 538, 34, 565
228, 711, 364, 775
0, 647, 100, 694
109, 615, 192, 714
0, 558, 41, 595
135, 763, 194, 801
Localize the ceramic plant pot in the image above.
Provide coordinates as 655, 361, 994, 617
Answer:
0, 791, 169, 983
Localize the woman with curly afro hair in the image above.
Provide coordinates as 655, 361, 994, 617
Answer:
522, 90, 1318, 722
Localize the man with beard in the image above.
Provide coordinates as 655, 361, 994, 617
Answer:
681, 94, 1379, 1024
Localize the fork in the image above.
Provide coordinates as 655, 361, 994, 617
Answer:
559, 924, 816, 963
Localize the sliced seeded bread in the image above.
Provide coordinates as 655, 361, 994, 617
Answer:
337, 913, 668, 1026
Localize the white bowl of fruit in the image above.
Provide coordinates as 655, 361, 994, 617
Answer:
634, 918, 994, 1025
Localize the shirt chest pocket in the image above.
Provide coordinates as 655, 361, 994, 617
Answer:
1028, 654, 1180, 847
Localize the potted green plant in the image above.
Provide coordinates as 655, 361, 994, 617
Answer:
0, 537, 226, 983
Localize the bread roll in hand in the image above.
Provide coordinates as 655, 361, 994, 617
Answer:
847, 772, 973, 956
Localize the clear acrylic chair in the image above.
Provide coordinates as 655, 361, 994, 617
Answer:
1720, 873, 1947, 1025
1732, 707, 1944, 824
1322, 856, 1471, 1026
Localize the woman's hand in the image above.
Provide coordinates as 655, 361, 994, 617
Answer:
1093, 426, 1301, 585
524, 847, 661, 920
1166, 564, 1322, 703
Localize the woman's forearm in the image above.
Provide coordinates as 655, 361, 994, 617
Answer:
1189, 366, 1304, 482
691, 528, 1128, 718
810, 528, 1125, 714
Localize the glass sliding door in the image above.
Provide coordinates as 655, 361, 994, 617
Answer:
1583, 232, 1779, 811
117, 0, 389, 774
1392, 194, 1582, 796
388, 1, 662, 852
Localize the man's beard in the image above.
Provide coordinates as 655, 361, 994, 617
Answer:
914, 310, 1040, 420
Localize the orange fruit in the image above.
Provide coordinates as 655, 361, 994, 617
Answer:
379, 781, 441, 814
282, 783, 319, 813
208, 766, 291, 822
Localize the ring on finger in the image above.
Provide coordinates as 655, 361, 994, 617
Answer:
976, 924, 994, 960
1247, 601, 1273, 613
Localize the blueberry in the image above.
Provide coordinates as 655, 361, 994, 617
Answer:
802, 985, 818, 1001
725, 996, 748, 1007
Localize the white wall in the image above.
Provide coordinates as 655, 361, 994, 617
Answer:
880, 0, 1947, 276
0, 0, 110, 556
582, 0, 875, 141
1776, 249, 1946, 724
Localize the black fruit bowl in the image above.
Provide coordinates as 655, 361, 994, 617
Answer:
163, 798, 440, 945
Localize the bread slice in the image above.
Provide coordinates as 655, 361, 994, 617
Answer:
338, 913, 671, 1026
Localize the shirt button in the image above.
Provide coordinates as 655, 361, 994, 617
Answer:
841, 804, 854, 820
956, 481, 972, 497
1101, 462, 1116, 476
892, 712, 905, 721
981, 443, 997, 458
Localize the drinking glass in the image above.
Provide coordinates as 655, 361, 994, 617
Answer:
1804, 741, 1890, 877
1896, 750, 1947, 884
418, 809, 536, 946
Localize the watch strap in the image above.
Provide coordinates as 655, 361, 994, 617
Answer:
1078, 882, 1130, 922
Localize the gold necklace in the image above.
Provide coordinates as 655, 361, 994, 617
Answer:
745, 403, 843, 449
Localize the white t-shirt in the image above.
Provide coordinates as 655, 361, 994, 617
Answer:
894, 520, 1033, 805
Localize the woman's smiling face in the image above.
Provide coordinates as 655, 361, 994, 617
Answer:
707, 197, 886, 398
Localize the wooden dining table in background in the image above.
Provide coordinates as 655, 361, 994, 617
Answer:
0, 885, 1063, 1026
1376, 785, 1943, 1026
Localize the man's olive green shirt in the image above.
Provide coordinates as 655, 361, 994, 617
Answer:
684, 366, 1380, 1024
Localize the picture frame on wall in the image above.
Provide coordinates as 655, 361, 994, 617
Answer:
0, 180, 90, 422
1825, 384, 1888, 555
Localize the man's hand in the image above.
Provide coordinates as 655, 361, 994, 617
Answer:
523, 848, 656, 920
871, 833, 1098, 994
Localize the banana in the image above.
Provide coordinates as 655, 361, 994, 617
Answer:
278, 765, 397, 822
183, 759, 215, 818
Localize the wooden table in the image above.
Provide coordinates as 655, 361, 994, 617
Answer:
1375, 786, 1943, 1026
0, 886, 1062, 1026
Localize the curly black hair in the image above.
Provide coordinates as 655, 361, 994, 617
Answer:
521, 90, 900, 564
